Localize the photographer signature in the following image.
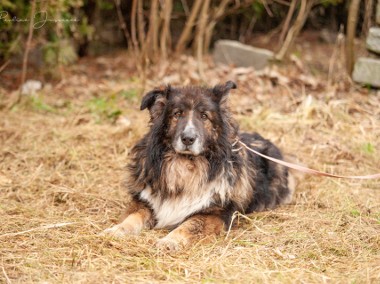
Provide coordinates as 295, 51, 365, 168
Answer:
0, 11, 78, 29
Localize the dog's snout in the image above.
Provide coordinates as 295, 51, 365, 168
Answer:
175, 118, 202, 154
181, 133, 196, 146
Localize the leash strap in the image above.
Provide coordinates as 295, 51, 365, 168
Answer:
237, 140, 380, 180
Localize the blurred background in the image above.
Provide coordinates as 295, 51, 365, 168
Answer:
0, 0, 378, 91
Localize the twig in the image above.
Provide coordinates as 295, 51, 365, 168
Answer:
0, 60, 10, 74
2, 266, 11, 284
225, 211, 238, 240
181, 0, 190, 16
0, 222, 76, 238
114, 0, 131, 45
115, 0, 144, 78
260, 0, 273, 17
273, 0, 292, 5
241, 15, 257, 43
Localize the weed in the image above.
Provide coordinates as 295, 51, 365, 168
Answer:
23, 95, 57, 113
119, 88, 139, 102
87, 96, 122, 122
361, 142, 375, 154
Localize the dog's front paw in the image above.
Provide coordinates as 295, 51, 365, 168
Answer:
156, 237, 183, 252
101, 224, 138, 238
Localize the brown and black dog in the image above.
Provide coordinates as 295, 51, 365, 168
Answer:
102, 81, 295, 251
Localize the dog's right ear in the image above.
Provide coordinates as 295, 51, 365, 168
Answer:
140, 85, 171, 120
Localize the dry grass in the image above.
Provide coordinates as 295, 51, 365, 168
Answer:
0, 50, 379, 283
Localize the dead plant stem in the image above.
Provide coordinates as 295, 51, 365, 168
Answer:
17, 0, 36, 104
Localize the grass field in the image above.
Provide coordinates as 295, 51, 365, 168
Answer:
1, 52, 379, 283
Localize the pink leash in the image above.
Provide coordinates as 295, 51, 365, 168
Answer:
237, 140, 380, 180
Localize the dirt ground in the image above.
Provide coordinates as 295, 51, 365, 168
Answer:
0, 36, 379, 283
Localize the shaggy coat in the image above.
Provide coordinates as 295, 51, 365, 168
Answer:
103, 81, 294, 251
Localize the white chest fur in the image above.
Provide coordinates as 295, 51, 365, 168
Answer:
140, 186, 215, 228
139, 156, 231, 228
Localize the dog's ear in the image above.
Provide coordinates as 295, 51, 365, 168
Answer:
140, 85, 171, 120
212, 81, 237, 104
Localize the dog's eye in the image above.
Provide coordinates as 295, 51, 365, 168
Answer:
200, 113, 208, 120
174, 111, 183, 118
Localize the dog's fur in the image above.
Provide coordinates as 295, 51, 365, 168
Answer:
103, 81, 295, 251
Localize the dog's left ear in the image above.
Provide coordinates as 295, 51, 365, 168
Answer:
212, 81, 237, 104
140, 85, 171, 120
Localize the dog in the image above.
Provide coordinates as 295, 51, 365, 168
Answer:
102, 81, 295, 251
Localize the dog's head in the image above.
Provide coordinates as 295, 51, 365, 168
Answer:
140, 81, 237, 156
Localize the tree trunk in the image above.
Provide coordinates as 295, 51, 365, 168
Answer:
146, 0, 160, 60
160, 0, 173, 59
137, 0, 145, 50
195, 0, 210, 54
195, 0, 211, 75
130, 0, 138, 51
346, 0, 361, 75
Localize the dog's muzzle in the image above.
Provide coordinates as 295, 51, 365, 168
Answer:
174, 125, 203, 155
181, 129, 197, 146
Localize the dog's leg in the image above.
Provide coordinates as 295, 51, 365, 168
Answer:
101, 199, 153, 237
156, 214, 224, 251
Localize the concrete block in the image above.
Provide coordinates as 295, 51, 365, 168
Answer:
352, 57, 380, 88
366, 27, 380, 55
213, 40, 273, 70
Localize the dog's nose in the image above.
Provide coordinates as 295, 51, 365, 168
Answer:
181, 133, 196, 146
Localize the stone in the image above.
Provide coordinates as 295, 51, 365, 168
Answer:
366, 27, 380, 55
377, 2, 380, 25
352, 57, 380, 88
21, 80, 42, 95
213, 40, 273, 70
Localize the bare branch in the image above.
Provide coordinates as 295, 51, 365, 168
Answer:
275, 0, 315, 61
175, 0, 203, 54
204, 0, 231, 52
114, 0, 131, 46
278, 0, 298, 47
